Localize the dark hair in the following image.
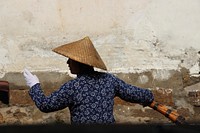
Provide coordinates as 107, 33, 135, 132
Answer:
78, 62, 94, 73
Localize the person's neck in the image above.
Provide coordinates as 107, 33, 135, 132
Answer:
77, 67, 94, 75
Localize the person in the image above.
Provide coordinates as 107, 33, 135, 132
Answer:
23, 36, 154, 125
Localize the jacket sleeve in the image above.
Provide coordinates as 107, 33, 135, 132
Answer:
113, 75, 154, 106
29, 82, 73, 113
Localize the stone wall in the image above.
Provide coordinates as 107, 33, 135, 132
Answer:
0, 68, 199, 125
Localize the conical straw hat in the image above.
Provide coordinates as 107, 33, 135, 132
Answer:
52, 36, 107, 70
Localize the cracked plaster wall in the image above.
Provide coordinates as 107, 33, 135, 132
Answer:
0, 0, 200, 125
0, 0, 199, 76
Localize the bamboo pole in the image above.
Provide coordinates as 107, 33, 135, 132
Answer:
149, 101, 187, 125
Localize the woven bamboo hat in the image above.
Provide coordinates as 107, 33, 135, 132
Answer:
52, 36, 107, 70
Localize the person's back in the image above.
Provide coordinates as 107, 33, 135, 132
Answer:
67, 72, 116, 124
68, 72, 153, 124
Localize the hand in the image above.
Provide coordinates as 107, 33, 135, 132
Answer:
23, 68, 39, 88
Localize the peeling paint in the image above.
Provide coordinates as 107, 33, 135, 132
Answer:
0, 65, 6, 78
175, 98, 195, 115
152, 70, 171, 81
138, 74, 149, 84
189, 61, 200, 77
155, 87, 172, 96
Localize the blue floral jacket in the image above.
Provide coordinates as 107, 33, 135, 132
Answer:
29, 71, 154, 124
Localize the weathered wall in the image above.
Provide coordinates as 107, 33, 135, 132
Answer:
0, 0, 200, 125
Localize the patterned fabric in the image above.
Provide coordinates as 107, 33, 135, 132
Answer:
29, 71, 154, 125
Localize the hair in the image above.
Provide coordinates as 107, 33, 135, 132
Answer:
78, 62, 94, 73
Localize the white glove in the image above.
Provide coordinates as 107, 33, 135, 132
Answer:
23, 68, 40, 88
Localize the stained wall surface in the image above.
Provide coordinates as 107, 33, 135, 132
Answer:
0, 0, 200, 125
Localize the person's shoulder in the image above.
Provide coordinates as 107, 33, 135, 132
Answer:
61, 78, 77, 87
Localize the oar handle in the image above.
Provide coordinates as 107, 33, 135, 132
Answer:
149, 101, 187, 125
